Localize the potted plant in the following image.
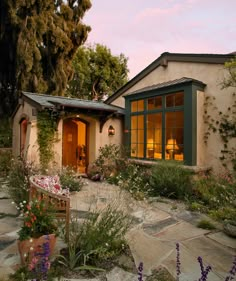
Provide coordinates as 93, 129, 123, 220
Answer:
17, 198, 58, 265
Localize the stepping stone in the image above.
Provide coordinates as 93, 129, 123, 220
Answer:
0, 237, 15, 250
106, 266, 143, 281
143, 217, 178, 236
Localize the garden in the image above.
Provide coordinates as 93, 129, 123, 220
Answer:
0, 144, 235, 281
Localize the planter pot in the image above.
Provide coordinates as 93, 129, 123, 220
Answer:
17, 233, 57, 265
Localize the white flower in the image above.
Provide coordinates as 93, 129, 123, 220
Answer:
30, 247, 34, 251
24, 253, 27, 257
29, 238, 33, 243
11, 201, 15, 204
105, 243, 109, 247
23, 200, 26, 204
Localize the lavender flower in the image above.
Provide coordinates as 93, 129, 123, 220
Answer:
138, 262, 143, 281
225, 255, 236, 281
197, 256, 212, 281
176, 242, 181, 280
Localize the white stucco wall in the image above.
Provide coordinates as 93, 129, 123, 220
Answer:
110, 61, 234, 172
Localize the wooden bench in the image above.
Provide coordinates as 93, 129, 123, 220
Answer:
29, 175, 70, 241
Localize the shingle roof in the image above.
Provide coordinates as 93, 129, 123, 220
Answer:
124, 77, 206, 96
22, 92, 125, 114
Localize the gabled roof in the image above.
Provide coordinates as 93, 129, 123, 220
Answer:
105, 52, 235, 104
21, 92, 125, 115
124, 77, 206, 97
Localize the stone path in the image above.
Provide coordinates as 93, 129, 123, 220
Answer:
0, 178, 235, 280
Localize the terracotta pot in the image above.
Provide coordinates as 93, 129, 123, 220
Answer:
17, 233, 57, 265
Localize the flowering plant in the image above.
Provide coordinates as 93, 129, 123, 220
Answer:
17, 198, 57, 241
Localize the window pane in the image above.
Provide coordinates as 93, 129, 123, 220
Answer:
137, 115, 144, 129
137, 100, 144, 111
146, 113, 162, 159
166, 94, 175, 107
137, 143, 144, 158
131, 101, 137, 112
147, 96, 162, 110
165, 111, 184, 161
166, 92, 184, 107
131, 116, 137, 129
175, 92, 184, 106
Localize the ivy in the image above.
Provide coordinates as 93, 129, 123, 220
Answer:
37, 111, 58, 171
204, 93, 236, 170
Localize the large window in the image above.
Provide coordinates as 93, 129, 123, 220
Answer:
130, 92, 184, 161
125, 79, 205, 166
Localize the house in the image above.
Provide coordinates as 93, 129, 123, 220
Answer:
12, 52, 235, 172
12, 92, 125, 173
105, 52, 235, 172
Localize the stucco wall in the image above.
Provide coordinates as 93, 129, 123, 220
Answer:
12, 102, 40, 166
110, 61, 234, 172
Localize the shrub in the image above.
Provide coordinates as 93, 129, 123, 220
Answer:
67, 204, 132, 266
60, 166, 84, 192
6, 156, 36, 204
197, 219, 216, 230
0, 149, 12, 175
94, 144, 121, 178
115, 161, 152, 200
149, 162, 193, 199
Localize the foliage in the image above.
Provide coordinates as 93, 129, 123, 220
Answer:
17, 198, 57, 241
65, 204, 132, 266
0, 149, 12, 174
115, 161, 152, 200
190, 171, 236, 222
149, 162, 193, 199
6, 156, 35, 204
197, 219, 216, 230
222, 56, 236, 88
0, 118, 12, 148
67, 43, 129, 100
60, 166, 84, 192
37, 111, 57, 171
0, 0, 91, 109
94, 144, 121, 178
204, 57, 236, 170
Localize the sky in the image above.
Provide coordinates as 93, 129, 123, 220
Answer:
83, 0, 236, 79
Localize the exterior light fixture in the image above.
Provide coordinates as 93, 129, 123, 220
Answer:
108, 125, 115, 136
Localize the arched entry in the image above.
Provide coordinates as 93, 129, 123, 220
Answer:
62, 118, 88, 173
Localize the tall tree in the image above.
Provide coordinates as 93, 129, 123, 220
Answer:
67, 43, 129, 100
0, 0, 91, 118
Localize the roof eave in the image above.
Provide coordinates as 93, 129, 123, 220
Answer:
105, 52, 235, 104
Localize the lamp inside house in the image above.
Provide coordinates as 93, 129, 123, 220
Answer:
108, 125, 115, 136
147, 139, 154, 158
166, 138, 179, 160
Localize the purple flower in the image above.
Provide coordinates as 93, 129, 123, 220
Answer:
176, 242, 181, 280
225, 256, 236, 281
138, 262, 143, 281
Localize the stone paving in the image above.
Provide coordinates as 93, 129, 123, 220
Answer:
0, 178, 235, 280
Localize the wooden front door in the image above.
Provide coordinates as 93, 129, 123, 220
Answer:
62, 119, 78, 168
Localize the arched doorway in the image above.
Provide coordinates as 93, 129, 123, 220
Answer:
62, 118, 88, 173
20, 118, 28, 155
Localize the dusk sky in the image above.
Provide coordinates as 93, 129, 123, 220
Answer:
84, 0, 236, 79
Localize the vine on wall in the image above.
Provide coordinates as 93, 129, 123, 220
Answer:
204, 93, 236, 170
37, 110, 58, 171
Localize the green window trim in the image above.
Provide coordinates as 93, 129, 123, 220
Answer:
124, 80, 205, 166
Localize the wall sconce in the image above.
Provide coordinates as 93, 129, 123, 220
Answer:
166, 138, 179, 160
108, 125, 115, 136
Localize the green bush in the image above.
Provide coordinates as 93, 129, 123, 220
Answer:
60, 166, 84, 192
68, 204, 132, 266
94, 144, 121, 178
149, 162, 193, 199
115, 161, 152, 200
192, 172, 236, 209
197, 219, 216, 230
6, 156, 36, 204
0, 149, 12, 174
